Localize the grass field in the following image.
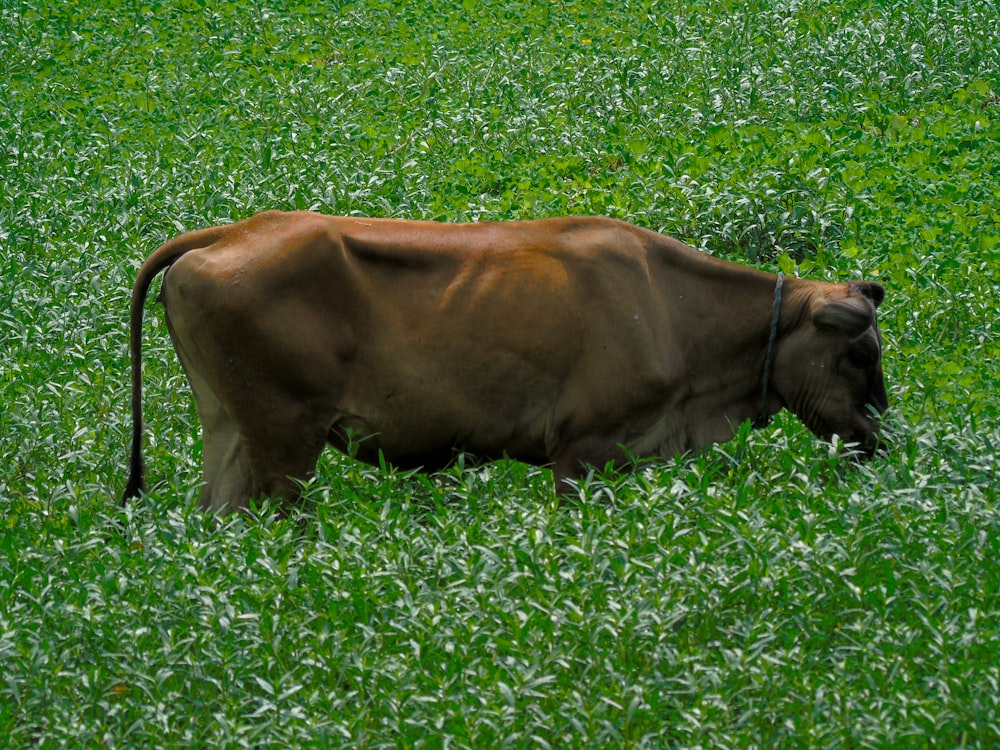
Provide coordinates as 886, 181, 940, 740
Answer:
2, 0, 1000, 746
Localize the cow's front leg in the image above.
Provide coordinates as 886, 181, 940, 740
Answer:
550, 433, 628, 499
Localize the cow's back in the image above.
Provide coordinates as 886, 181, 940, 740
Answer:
161, 212, 672, 470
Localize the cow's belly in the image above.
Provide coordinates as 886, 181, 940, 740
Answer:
328, 373, 555, 471
328, 412, 552, 471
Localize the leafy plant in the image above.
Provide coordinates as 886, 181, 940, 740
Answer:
2, 0, 999, 747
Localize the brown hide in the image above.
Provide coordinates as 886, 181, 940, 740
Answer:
123, 212, 887, 512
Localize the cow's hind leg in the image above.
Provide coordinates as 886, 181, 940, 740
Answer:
235, 398, 330, 515
185, 358, 329, 514
187, 370, 257, 514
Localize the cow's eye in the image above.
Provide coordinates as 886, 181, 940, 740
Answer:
847, 350, 874, 369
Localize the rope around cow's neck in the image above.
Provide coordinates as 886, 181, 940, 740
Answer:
752, 272, 784, 430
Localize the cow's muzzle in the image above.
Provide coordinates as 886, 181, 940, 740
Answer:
846, 412, 889, 459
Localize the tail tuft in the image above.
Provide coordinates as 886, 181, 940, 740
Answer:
121, 451, 144, 505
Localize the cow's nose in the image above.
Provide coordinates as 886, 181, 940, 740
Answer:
840, 436, 877, 460
870, 380, 889, 414
853, 425, 889, 459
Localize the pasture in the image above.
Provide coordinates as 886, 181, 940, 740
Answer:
2, 0, 999, 746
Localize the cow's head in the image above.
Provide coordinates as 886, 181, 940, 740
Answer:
773, 281, 888, 455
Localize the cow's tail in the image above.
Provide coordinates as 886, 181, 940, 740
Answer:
121, 225, 228, 505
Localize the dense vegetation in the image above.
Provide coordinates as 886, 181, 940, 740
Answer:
2, 0, 998, 746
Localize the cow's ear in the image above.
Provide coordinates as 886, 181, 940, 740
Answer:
814, 295, 874, 336
849, 281, 884, 308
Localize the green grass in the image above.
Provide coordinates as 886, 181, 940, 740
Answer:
2, 0, 999, 746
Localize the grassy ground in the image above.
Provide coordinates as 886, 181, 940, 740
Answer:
2, 0, 999, 747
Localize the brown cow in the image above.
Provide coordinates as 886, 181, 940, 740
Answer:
123, 212, 887, 513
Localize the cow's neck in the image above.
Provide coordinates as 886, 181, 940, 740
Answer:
652, 251, 810, 454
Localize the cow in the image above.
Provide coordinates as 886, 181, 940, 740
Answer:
122, 211, 887, 513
